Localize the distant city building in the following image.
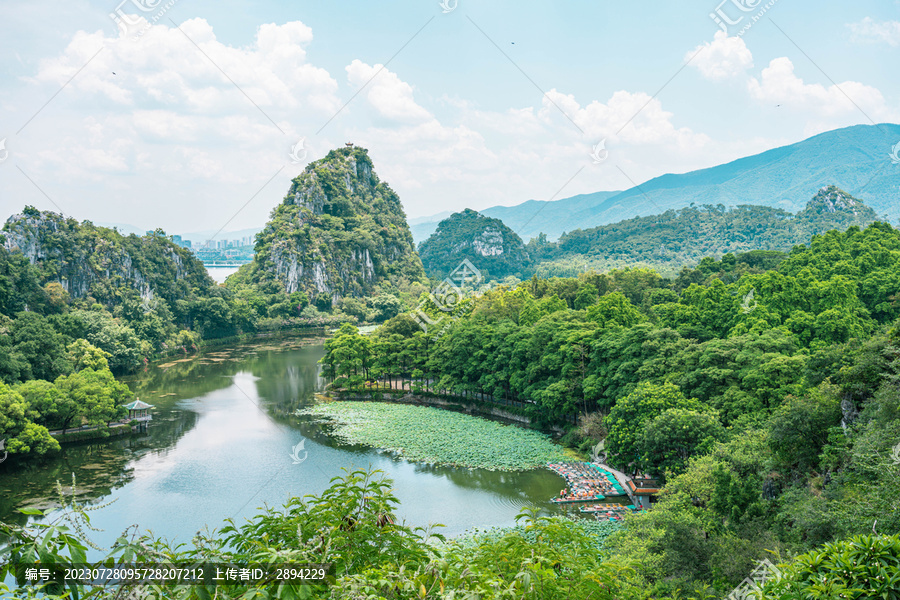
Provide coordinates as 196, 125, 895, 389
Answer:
182, 239, 192, 249
171, 235, 182, 245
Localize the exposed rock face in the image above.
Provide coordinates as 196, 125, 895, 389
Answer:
806, 185, 870, 216
418, 208, 531, 280
247, 146, 425, 301
840, 398, 860, 432
2, 209, 213, 305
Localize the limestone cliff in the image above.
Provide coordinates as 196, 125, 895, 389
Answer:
2, 208, 214, 306
245, 146, 425, 301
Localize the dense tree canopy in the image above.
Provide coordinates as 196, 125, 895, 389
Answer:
315, 221, 900, 596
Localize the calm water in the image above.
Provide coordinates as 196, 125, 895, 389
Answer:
0, 336, 565, 556
205, 266, 240, 283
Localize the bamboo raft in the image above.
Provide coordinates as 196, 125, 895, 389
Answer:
547, 461, 628, 504
579, 503, 638, 521
551, 494, 606, 504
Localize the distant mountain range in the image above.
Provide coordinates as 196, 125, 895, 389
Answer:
412, 123, 900, 243
410, 191, 621, 243
528, 185, 879, 278
420, 185, 879, 279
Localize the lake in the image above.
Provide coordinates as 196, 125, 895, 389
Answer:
205, 265, 241, 283
0, 336, 566, 557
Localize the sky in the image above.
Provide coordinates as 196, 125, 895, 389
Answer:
1, 0, 899, 238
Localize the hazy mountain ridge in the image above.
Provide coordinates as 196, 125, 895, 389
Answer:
528, 185, 881, 277
412, 123, 900, 243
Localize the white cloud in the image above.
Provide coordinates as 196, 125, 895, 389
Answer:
686, 31, 754, 80
747, 57, 898, 122
5, 14, 843, 229
848, 17, 900, 46
29, 18, 340, 115
539, 88, 711, 150
345, 60, 432, 124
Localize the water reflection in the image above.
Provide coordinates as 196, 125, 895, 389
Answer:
1, 334, 566, 553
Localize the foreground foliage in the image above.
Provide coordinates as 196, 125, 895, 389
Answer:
0, 470, 643, 600
2, 470, 897, 599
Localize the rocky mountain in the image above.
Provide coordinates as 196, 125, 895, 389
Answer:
410, 191, 622, 244
1, 207, 214, 306
530, 186, 881, 277
412, 123, 900, 242
418, 209, 531, 280
244, 145, 425, 301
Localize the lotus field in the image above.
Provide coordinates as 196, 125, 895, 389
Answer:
297, 401, 569, 470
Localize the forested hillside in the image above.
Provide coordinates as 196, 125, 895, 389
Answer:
0, 194, 429, 459
418, 208, 530, 280
321, 221, 900, 596
528, 185, 880, 276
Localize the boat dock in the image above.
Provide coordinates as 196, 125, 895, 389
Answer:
547, 461, 661, 510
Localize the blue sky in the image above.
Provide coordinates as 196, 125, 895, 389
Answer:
1, 0, 898, 236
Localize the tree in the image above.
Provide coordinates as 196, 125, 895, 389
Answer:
10, 311, 71, 382
586, 291, 645, 329
0, 382, 59, 456
315, 292, 333, 312
0, 316, 28, 384
767, 383, 842, 472
638, 408, 725, 478
54, 368, 131, 427
340, 297, 368, 321
373, 293, 402, 322
42, 282, 69, 313
574, 283, 600, 310
604, 382, 706, 471
189, 297, 236, 339
15, 379, 78, 432
65, 339, 111, 372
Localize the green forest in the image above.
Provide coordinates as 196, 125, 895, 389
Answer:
315, 221, 900, 597
3, 203, 900, 597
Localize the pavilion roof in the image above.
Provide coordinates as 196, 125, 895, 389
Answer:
124, 400, 155, 411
